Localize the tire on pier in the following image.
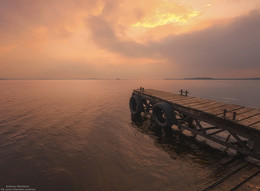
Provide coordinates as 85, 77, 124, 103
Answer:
129, 95, 143, 116
152, 102, 174, 128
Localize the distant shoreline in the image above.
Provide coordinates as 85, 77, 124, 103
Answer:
0, 77, 259, 80
164, 77, 260, 80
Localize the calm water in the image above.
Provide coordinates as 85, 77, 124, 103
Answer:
0, 80, 259, 191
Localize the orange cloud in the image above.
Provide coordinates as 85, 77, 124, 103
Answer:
0, 0, 259, 78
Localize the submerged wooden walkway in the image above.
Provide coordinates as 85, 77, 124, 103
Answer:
130, 88, 260, 159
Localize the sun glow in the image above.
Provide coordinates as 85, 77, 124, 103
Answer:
133, 9, 199, 28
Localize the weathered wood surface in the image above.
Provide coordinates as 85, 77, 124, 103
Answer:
133, 88, 260, 190
134, 89, 260, 134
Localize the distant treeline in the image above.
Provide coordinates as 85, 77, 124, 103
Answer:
164, 77, 260, 80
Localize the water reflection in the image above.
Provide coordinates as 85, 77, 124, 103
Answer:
131, 114, 260, 190
1, 80, 259, 190
130, 114, 225, 164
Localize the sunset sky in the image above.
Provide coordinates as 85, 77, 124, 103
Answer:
0, 0, 259, 79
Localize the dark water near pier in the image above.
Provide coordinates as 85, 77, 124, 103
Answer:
0, 80, 259, 191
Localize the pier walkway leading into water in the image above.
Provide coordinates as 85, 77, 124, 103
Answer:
130, 88, 260, 159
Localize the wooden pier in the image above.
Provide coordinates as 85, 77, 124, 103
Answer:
129, 88, 260, 159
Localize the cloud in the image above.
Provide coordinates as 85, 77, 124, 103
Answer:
155, 9, 260, 75
87, 16, 151, 58
87, 9, 260, 77
0, 0, 259, 78
0, 0, 102, 46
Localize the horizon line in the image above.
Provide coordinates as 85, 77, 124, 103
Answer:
0, 77, 260, 80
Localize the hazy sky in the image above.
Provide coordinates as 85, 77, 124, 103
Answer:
0, 0, 259, 78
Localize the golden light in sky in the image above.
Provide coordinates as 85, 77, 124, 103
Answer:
0, 0, 259, 78
133, 11, 199, 28
132, 1, 200, 28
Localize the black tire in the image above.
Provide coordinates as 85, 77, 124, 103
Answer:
152, 102, 174, 128
129, 95, 143, 115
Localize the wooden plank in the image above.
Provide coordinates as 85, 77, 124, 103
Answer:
166, 97, 197, 104
250, 122, 260, 129
166, 96, 198, 103
222, 107, 255, 117
143, 90, 207, 105
164, 94, 190, 100
238, 114, 260, 127
150, 90, 175, 97
153, 91, 171, 96
161, 96, 191, 103
140, 90, 191, 104
182, 100, 214, 108
236, 107, 256, 114
142, 91, 168, 98
146, 92, 186, 101
193, 102, 227, 110
193, 100, 221, 108
174, 97, 208, 106
144, 89, 193, 101
164, 95, 195, 101
145, 90, 163, 96
225, 109, 260, 121
204, 105, 243, 116
143, 89, 163, 94
141, 92, 175, 99
144, 89, 161, 93
238, 110, 260, 121
202, 104, 229, 112
203, 104, 241, 113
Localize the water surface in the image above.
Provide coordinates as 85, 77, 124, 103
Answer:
0, 80, 259, 190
